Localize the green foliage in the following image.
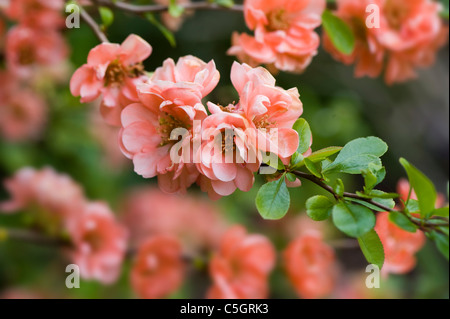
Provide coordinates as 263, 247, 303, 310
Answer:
214, 0, 235, 8
293, 119, 312, 154
304, 158, 322, 178
389, 211, 418, 233
99, 6, 114, 28
332, 202, 376, 238
169, 0, 185, 18
322, 10, 355, 55
358, 229, 385, 269
306, 195, 334, 221
144, 13, 176, 47
255, 177, 290, 220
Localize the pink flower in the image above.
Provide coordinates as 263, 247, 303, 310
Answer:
228, 0, 326, 73
154, 0, 192, 31
121, 187, 226, 252
0, 167, 85, 235
68, 202, 128, 284
207, 226, 276, 299
70, 34, 152, 126
283, 232, 337, 299
324, 0, 449, 84
130, 235, 185, 299
231, 62, 302, 159
195, 103, 260, 199
0, 86, 47, 142
3, 0, 64, 29
5, 26, 68, 78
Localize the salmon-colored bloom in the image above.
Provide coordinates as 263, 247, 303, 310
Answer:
195, 104, 260, 199
6, 26, 68, 78
0, 167, 84, 234
375, 211, 425, 276
154, 0, 192, 31
70, 34, 152, 126
207, 226, 276, 299
229, 0, 326, 73
324, 0, 449, 84
283, 233, 337, 299
231, 62, 302, 159
0, 86, 47, 142
130, 235, 185, 299
3, 0, 64, 29
69, 202, 128, 284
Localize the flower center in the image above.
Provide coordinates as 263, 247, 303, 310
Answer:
83, 231, 103, 252
158, 112, 187, 146
221, 129, 236, 154
267, 9, 290, 31
385, 0, 409, 30
104, 60, 145, 87
18, 45, 35, 65
254, 114, 275, 129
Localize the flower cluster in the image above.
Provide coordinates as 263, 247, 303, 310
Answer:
0, 167, 128, 284
323, 0, 449, 84
71, 36, 305, 199
228, 0, 326, 73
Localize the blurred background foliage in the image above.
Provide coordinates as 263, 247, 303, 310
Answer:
0, 0, 448, 299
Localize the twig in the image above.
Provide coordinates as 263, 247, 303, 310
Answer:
80, 7, 109, 43
0, 228, 70, 247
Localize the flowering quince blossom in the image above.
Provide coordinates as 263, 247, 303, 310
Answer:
68, 202, 128, 284
154, 0, 192, 31
228, 0, 326, 73
283, 232, 337, 299
70, 34, 152, 126
324, 0, 449, 85
5, 25, 68, 78
130, 235, 185, 299
2, 0, 65, 29
0, 167, 85, 234
119, 55, 219, 194
207, 226, 276, 299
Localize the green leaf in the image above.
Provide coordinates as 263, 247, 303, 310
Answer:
332, 202, 376, 237
389, 211, 418, 233
344, 197, 387, 212
304, 158, 322, 178
289, 152, 304, 169
440, 0, 449, 19
322, 9, 355, 55
169, 0, 184, 18
286, 172, 297, 182
215, 0, 235, 8
306, 195, 334, 221
305, 147, 342, 163
358, 229, 385, 269
262, 152, 285, 171
434, 232, 449, 260
323, 137, 388, 175
432, 207, 449, 218
292, 119, 312, 154
370, 190, 396, 210
406, 199, 420, 213
99, 6, 114, 28
334, 179, 345, 197
363, 163, 386, 193
400, 158, 437, 218
144, 13, 176, 47
255, 177, 290, 220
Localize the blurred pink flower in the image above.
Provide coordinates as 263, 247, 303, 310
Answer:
231, 62, 302, 159
130, 235, 185, 299
0, 167, 85, 237
121, 187, 226, 253
207, 225, 276, 299
0, 86, 47, 142
195, 103, 260, 199
154, 0, 192, 31
70, 34, 152, 126
5, 25, 68, 78
68, 202, 128, 284
229, 0, 326, 73
3, 0, 64, 29
324, 0, 449, 84
283, 233, 337, 299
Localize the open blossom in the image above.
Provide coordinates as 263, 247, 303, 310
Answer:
130, 235, 185, 299
231, 62, 302, 159
119, 56, 219, 194
228, 0, 326, 73
283, 232, 337, 299
324, 0, 449, 84
0, 87, 47, 142
70, 34, 152, 126
207, 226, 276, 299
68, 202, 128, 284
6, 26, 68, 78
3, 0, 64, 29
0, 167, 85, 234
196, 103, 261, 200
121, 187, 226, 252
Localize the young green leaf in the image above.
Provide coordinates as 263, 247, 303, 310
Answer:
255, 178, 290, 220
322, 10, 355, 55
306, 195, 334, 221
215, 0, 235, 8
304, 158, 322, 178
99, 6, 114, 28
370, 190, 396, 210
332, 202, 376, 237
363, 163, 386, 193
400, 158, 437, 218
305, 146, 342, 163
334, 179, 345, 197
389, 211, 418, 233
344, 197, 387, 212
432, 207, 449, 218
169, 0, 184, 17
358, 229, 385, 269
434, 232, 449, 260
292, 118, 312, 154
323, 137, 388, 175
